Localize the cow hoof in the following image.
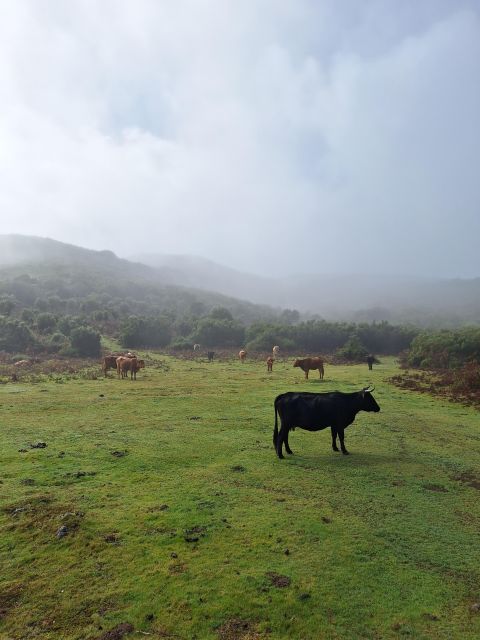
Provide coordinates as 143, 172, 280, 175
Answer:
332, 447, 339, 452
286, 451, 294, 455
342, 450, 350, 455
277, 453, 285, 460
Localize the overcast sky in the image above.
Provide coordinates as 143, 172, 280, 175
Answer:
0, 1, 479, 278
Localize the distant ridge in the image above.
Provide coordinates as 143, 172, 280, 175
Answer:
131, 252, 480, 325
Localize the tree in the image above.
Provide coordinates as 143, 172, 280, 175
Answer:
0, 295, 16, 316
337, 334, 369, 361
0, 317, 37, 353
119, 316, 172, 348
70, 326, 101, 357
192, 318, 245, 347
37, 312, 57, 334
209, 307, 233, 321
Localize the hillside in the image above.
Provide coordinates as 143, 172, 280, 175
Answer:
0, 235, 280, 325
132, 253, 480, 326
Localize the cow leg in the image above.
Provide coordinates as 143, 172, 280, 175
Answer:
337, 427, 349, 455
305, 370, 309, 380
331, 427, 339, 452
276, 426, 288, 459
284, 430, 293, 455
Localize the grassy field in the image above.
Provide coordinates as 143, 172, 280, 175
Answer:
1, 354, 479, 640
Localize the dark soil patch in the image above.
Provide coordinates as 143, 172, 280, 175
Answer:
217, 618, 264, 640
231, 465, 246, 473
265, 572, 291, 588
184, 525, 206, 536
147, 504, 169, 512
96, 622, 134, 640
104, 533, 120, 544
421, 612, 439, 621
0, 583, 24, 621
454, 472, 480, 490
64, 471, 97, 478
423, 483, 448, 493
111, 450, 128, 458
30, 442, 47, 449
168, 562, 188, 575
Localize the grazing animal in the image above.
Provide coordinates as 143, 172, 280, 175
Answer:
116, 356, 145, 380
102, 355, 119, 377
193, 344, 200, 351
239, 350, 247, 363
367, 354, 375, 370
272, 345, 280, 358
273, 387, 380, 459
293, 357, 324, 380
207, 351, 215, 362
266, 356, 274, 372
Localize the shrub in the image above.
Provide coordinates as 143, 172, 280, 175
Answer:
337, 335, 369, 361
192, 318, 245, 347
69, 326, 101, 357
0, 317, 37, 353
171, 337, 194, 351
406, 328, 480, 369
37, 312, 57, 334
119, 316, 172, 348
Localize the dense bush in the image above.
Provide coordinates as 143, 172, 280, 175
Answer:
192, 318, 245, 347
36, 312, 57, 334
336, 335, 369, 361
0, 295, 16, 316
119, 316, 172, 348
69, 325, 101, 357
244, 320, 416, 355
171, 337, 194, 351
406, 328, 480, 369
0, 317, 37, 353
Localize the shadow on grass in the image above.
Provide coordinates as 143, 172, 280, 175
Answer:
286, 451, 401, 469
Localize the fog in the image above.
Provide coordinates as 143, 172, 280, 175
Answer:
1, 1, 479, 278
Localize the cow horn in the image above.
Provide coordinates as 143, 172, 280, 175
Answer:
363, 385, 375, 393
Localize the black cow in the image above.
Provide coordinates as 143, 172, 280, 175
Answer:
207, 351, 215, 362
273, 387, 380, 459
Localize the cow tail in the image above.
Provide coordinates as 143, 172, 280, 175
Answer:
273, 400, 278, 448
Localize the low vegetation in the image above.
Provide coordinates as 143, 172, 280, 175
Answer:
1, 354, 479, 639
389, 328, 480, 407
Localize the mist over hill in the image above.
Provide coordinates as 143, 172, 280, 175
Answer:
0, 235, 280, 325
132, 253, 480, 326
0, 236, 478, 328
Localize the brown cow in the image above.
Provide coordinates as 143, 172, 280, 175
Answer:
266, 356, 274, 372
293, 357, 324, 380
239, 350, 247, 363
102, 353, 136, 377
102, 355, 119, 377
116, 356, 145, 380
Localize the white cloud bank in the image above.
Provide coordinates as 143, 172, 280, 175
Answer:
0, 0, 479, 277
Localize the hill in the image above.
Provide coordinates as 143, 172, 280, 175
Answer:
0, 235, 280, 325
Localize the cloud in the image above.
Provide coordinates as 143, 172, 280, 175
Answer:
0, 0, 479, 277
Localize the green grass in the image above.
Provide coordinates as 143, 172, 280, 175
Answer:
1, 355, 479, 639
